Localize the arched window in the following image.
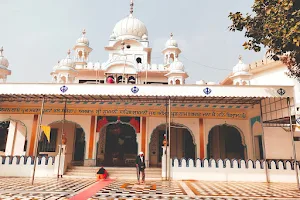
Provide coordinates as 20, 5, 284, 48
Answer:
0, 121, 10, 152
170, 80, 173, 84
136, 57, 142, 64
106, 76, 115, 84
128, 76, 136, 84
78, 51, 83, 58
242, 81, 247, 85
175, 79, 181, 85
117, 76, 124, 83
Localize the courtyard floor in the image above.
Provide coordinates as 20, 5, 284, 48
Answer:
0, 178, 300, 200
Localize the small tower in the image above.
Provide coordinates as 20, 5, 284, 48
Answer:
0, 47, 11, 83
162, 33, 182, 64
165, 55, 188, 85
51, 50, 77, 83
230, 56, 252, 85
73, 29, 93, 69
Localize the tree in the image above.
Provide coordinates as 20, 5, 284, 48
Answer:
229, 0, 300, 78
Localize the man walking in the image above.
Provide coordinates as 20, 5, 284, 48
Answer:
136, 152, 146, 184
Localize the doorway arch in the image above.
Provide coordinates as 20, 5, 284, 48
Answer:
149, 122, 196, 167
97, 121, 137, 167
207, 124, 246, 160
39, 120, 86, 165
0, 118, 27, 155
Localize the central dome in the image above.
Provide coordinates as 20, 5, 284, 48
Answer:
112, 14, 148, 40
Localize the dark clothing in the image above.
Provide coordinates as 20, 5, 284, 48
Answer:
136, 156, 146, 171
97, 167, 106, 174
136, 155, 146, 182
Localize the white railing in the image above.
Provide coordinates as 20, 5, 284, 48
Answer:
0, 156, 55, 177
171, 158, 300, 183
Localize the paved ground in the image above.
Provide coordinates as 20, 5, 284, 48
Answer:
0, 178, 300, 200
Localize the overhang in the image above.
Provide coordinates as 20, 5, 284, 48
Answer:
0, 83, 293, 104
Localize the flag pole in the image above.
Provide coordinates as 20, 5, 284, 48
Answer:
57, 98, 67, 180
168, 97, 171, 181
31, 96, 45, 185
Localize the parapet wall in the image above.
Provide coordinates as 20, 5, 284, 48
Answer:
171, 158, 300, 183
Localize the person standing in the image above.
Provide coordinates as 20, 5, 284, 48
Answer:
136, 152, 146, 184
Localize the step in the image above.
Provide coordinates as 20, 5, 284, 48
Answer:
63, 175, 163, 180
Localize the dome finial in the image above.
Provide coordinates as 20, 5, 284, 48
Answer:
67, 49, 71, 56
130, 0, 134, 15
82, 29, 86, 36
170, 33, 173, 39
239, 55, 242, 61
0, 46, 3, 56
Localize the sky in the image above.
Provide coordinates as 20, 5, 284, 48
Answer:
0, 0, 265, 84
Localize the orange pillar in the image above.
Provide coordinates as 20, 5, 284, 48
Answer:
199, 118, 205, 159
141, 117, 146, 154
88, 116, 96, 159
29, 115, 38, 156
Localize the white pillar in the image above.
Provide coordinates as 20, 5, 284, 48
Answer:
54, 145, 67, 176
161, 146, 170, 179
136, 133, 141, 154
5, 121, 17, 156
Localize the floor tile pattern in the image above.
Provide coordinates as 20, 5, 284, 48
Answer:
0, 177, 96, 200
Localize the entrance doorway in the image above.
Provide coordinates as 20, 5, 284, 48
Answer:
100, 123, 137, 167
149, 123, 195, 167
207, 124, 246, 160
73, 128, 85, 162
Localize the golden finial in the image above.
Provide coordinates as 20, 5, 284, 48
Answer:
238, 55, 242, 60
0, 46, 3, 56
170, 33, 173, 38
82, 29, 86, 35
67, 49, 71, 55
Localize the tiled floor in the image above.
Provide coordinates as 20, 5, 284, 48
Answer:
0, 177, 96, 200
0, 178, 300, 200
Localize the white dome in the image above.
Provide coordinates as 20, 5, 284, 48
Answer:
0, 47, 9, 68
52, 61, 60, 71
58, 50, 74, 70
76, 29, 89, 46
196, 80, 207, 85
112, 14, 148, 40
170, 59, 184, 72
233, 56, 250, 74
165, 33, 178, 48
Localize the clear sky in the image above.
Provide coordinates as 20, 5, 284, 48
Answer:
0, 0, 265, 84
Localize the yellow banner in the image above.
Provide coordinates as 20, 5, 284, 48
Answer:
0, 107, 247, 119
41, 125, 51, 143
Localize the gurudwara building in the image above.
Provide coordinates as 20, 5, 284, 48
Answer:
0, 1, 300, 180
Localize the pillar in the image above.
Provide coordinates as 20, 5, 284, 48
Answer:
141, 117, 147, 164
199, 118, 205, 159
29, 115, 38, 156
5, 121, 17, 155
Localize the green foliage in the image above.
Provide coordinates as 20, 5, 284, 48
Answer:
229, 0, 300, 78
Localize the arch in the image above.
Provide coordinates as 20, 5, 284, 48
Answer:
0, 118, 28, 154
170, 80, 173, 85
242, 81, 247, 85
236, 82, 240, 86
40, 120, 86, 164
128, 76, 136, 84
97, 121, 138, 167
105, 63, 137, 74
175, 79, 181, 85
207, 124, 246, 160
149, 122, 196, 167
78, 50, 83, 58
136, 57, 142, 64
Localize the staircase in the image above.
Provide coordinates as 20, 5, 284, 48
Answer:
64, 166, 162, 180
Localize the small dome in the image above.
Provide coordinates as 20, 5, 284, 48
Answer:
165, 33, 178, 48
58, 50, 74, 69
112, 14, 148, 40
196, 80, 207, 85
76, 29, 89, 46
0, 47, 9, 68
52, 61, 60, 71
170, 58, 184, 72
233, 56, 250, 74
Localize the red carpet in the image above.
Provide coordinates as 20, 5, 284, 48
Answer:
69, 179, 114, 200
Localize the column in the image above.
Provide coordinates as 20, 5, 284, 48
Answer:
199, 118, 205, 159
29, 115, 38, 156
85, 116, 96, 166
5, 121, 17, 155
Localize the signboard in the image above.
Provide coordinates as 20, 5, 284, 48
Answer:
0, 106, 247, 119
